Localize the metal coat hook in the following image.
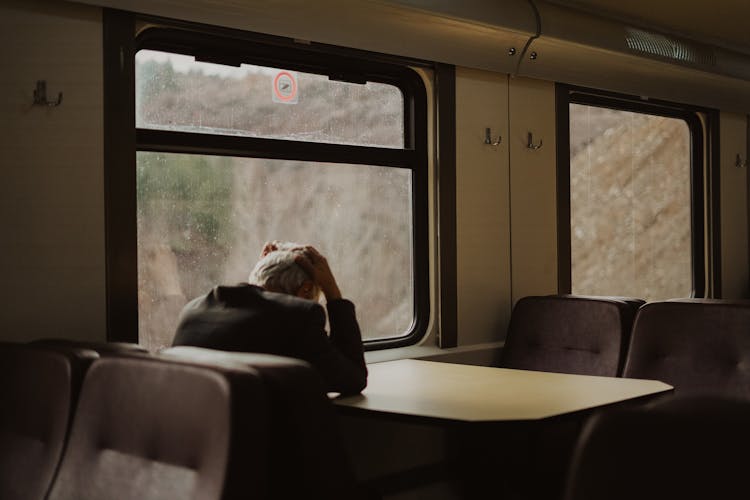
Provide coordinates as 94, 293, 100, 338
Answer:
484, 127, 502, 146
736, 153, 747, 168
527, 132, 543, 150
33, 80, 63, 107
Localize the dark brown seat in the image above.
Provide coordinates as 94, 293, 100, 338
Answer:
0, 342, 98, 500
499, 295, 644, 376
160, 346, 365, 500
563, 395, 750, 500
622, 299, 750, 397
46, 354, 269, 500
498, 295, 644, 500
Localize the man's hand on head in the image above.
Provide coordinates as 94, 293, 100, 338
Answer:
260, 241, 279, 258
294, 246, 342, 302
261, 240, 307, 258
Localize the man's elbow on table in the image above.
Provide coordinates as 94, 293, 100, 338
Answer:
337, 368, 368, 396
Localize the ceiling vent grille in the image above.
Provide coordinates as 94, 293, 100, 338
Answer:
626, 28, 716, 67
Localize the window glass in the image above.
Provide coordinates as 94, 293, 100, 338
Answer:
135, 50, 404, 148
136, 152, 414, 351
569, 103, 692, 300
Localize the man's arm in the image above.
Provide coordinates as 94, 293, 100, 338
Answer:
294, 246, 367, 394
291, 301, 366, 395
325, 299, 367, 392
294, 246, 341, 301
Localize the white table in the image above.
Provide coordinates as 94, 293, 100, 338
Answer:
335, 359, 673, 423
334, 359, 673, 498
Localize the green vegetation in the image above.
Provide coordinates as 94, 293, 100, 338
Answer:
137, 153, 233, 251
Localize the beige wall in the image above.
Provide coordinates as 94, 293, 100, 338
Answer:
720, 112, 749, 298
0, 0, 105, 342
509, 77, 558, 304
454, 68, 512, 346
453, 71, 559, 348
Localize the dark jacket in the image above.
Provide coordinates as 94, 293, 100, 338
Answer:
172, 284, 367, 395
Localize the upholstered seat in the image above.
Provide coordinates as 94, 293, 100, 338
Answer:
622, 299, 750, 397
497, 295, 645, 500
499, 295, 644, 376
160, 346, 364, 500
564, 395, 750, 500
0, 342, 98, 500
30, 338, 149, 355
47, 355, 269, 500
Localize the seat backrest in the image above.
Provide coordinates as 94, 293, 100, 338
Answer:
623, 299, 750, 397
563, 395, 750, 500
160, 346, 361, 500
499, 295, 644, 376
47, 355, 269, 500
0, 342, 98, 500
30, 338, 150, 355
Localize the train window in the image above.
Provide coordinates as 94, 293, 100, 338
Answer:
131, 29, 428, 351
559, 88, 705, 300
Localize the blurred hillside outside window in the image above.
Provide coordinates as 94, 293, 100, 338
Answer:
569, 102, 696, 300
135, 47, 422, 351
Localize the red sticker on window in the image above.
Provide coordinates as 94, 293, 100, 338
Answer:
272, 70, 298, 104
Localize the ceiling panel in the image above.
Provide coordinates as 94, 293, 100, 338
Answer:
545, 0, 750, 54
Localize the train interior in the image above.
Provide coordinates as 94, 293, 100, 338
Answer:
2, 0, 750, 499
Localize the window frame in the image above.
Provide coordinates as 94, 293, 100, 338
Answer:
104, 14, 430, 350
556, 84, 712, 299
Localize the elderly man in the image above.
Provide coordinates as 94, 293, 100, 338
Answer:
172, 242, 367, 395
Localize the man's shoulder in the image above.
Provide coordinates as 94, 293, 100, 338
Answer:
187, 283, 321, 315
174, 284, 325, 345
257, 288, 321, 311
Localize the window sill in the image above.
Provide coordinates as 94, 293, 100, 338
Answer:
365, 341, 505, 367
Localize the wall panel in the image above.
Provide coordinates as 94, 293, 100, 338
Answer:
455, 67, 511, 345
0, 0, 105, 342
720, 112, 749, 298
509, 77, 558, 303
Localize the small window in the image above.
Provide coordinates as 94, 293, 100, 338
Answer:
136, 50, 405, 148
560, 88, 705, 300
132, 30, 428, 351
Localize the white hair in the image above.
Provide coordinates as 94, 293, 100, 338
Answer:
248, 246, 311, 296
